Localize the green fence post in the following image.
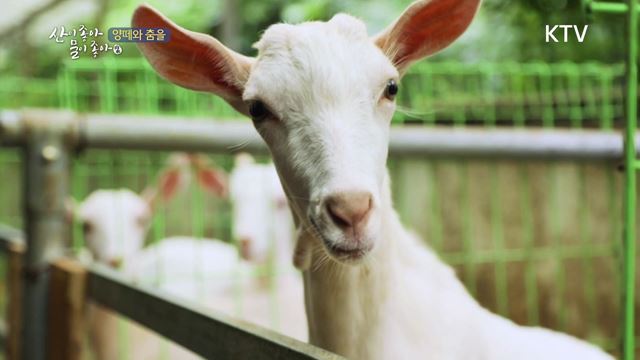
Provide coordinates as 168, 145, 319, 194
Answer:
625, 1, 638, 358
582, 1, 638, 359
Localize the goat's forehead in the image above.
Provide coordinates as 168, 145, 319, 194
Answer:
256, 14, 368, 49
246, 15, 396, 104
79, 190, 148, 220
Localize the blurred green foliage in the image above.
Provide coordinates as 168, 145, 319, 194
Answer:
0, 0, 630, 78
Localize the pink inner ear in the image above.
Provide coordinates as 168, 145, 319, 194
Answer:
378, 0, 480, 70
198, 169, 227, 197
159, 169, 182, 201
131, 4, 246, 98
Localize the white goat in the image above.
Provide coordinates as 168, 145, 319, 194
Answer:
76, 154, 227, 266
77, 154, 306, 359
76, 154, 232, 360
229, 153, 293, 263
229, 153, 306, 340
133, 1, 614, 359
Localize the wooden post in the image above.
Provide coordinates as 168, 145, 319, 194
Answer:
6, 241, 25, 360
47, 258, 87, 360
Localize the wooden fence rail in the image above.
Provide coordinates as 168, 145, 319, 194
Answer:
0, 227, 339, 360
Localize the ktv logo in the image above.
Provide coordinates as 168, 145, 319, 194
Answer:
545, 25, 589, 43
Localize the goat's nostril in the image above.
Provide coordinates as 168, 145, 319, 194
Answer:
328, 206, 352, 228
325, 192, 372, 229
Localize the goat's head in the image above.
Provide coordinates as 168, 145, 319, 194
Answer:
77, 189, 151, 266
230, 153, 291, 262
133, 0, 480, 265
71, 154, 226, 267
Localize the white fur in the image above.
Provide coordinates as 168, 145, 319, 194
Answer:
123, 236, 252, 299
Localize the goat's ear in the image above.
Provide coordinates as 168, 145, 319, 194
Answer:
196, 168, 227, 197
132, 4, 254, 115
142, 158, 190, 209
190, 154, 228, 197
374, 0, 480, 74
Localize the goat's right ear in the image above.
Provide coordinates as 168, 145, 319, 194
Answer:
132, 4, 254, 115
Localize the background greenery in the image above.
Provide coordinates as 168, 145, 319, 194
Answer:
0, 0, 630, 78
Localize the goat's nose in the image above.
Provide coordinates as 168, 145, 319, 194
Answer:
325, 192, 372, 229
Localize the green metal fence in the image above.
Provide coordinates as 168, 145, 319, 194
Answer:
0, 59, 628, 128
0, 58, 636, 358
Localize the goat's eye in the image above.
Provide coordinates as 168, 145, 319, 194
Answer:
248, 101, 271, 121
82, 221, 93, 234
384, 80, 399, 100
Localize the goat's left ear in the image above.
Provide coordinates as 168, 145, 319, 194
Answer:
132, 4, 254, 115
374, 0, 480, 74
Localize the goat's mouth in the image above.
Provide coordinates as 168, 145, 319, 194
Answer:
325, 242, 373, 262
309, 216, 373, 263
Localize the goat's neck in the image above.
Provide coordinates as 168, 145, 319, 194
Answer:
301, 171, 404, 353
300, 170, 484, 358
